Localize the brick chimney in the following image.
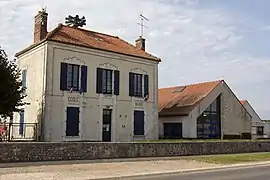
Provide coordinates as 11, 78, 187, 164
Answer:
34, 9, 48, 43
135, 36, 146, 51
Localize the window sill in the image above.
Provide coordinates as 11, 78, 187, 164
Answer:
131, 96, 144, 100
133, 135, 145, 137
100, 93, 113, 95
63, 90, 80, 93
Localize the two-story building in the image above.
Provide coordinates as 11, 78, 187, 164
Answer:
13, 10, 161, 142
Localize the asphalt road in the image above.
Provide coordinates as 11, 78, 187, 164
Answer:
122, 164, 270, 180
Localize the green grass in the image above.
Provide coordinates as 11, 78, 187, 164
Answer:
183, 152, 270, 164
136, 139, 270, 143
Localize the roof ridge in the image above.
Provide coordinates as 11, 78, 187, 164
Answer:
61, 24, 118, 38
15, 22, 162, 61
159, 79, 223, 90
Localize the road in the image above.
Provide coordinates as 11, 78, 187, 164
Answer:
123, 164, 270, 180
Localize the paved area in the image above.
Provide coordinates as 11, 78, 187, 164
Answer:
0, 159, 219, 180
125, 164, 270, 180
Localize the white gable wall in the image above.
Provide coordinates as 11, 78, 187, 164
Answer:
13, 43, 48, 140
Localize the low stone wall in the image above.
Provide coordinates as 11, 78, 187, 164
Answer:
0, 141, 270, 163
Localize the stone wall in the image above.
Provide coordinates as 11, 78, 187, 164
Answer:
0, 141, 269, 163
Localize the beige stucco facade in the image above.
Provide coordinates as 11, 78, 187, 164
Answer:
159, 81, 252, 139
14, 41, 159, 142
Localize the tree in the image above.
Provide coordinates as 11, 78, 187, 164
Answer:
0, 47, 26, 118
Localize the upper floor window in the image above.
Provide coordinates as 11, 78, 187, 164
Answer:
96, 67, 119, 95
67, 64, 79, 91
22, 70, 27, 88
60, 62, 87, 93
129, 72, 149, 98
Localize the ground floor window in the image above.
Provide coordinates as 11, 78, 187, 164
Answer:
163, 123, 182, 139
66, 107, 80, 137
197, 95, 221, 139
256, 126, 264, 136
134, 110, 144, 135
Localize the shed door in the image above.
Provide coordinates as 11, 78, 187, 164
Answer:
163, 123, 183, 139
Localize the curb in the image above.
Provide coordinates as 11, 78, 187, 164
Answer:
94, 161, 270, 180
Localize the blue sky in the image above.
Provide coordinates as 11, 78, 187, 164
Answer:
0, 0, 269, 119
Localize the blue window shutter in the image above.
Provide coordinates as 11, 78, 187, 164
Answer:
143, 74, 149, 97
96, 68, 103, 93
22, 70, 27, 88
19, 109, 25, 135
81, 65, 87, 92
129, 72, 134, 96
60, 62, 68, 90
114, 70, 120, 95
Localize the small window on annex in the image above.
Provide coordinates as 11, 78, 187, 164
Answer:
256, 126, 264, 136
197, 95, 221, 139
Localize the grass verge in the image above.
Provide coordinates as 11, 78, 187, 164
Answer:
183, 152, 270, 164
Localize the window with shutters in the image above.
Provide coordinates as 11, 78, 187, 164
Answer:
96, 68, 120, 95
134, 110, 144, 136
67, 64, 79, 91
129, 72, 149, 98
60, 62, 87, 93
102, 68, 113, 94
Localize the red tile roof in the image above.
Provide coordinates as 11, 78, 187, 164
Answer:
159, 80, 223, 114
16, 24, 161, 62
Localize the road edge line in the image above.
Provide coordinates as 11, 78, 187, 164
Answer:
95, 161, 270, 180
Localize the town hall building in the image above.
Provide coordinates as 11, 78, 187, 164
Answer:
13, 10, 161, 142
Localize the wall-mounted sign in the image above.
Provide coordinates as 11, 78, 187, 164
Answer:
68, 97, 79, 104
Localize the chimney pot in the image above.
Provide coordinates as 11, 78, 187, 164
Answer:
135, 36, 146, 51
34, 9, 48, 43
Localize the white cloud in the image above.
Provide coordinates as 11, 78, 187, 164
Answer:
260, 25, 270, 31
0, 0, 269, 118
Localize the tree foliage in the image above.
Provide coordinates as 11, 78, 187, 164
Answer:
0, 47, 26, 118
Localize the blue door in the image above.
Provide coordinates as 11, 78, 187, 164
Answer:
133, 110, 144, 136
66, 107, 80, 137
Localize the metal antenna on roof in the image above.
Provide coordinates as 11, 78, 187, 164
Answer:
137, 14, 149, 37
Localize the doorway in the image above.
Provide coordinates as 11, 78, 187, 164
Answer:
66, 107, 80, 137
102, 109, 112, 142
